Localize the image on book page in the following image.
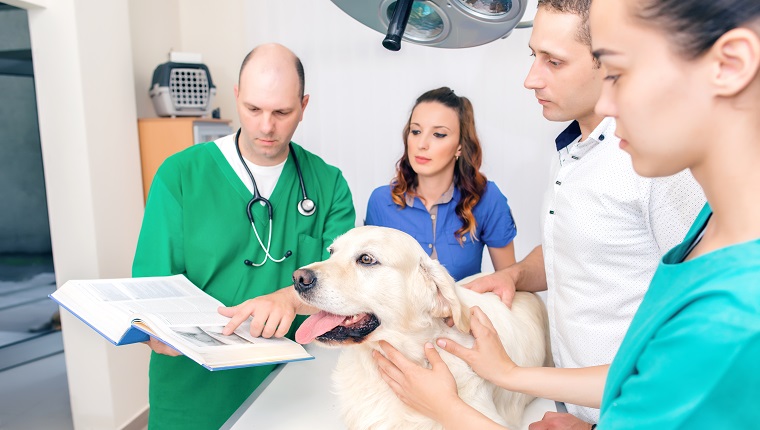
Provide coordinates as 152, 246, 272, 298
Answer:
168, 320, 292, 351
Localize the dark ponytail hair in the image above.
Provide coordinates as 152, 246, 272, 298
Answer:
636, 0, 760, 59
391, 87, 487, 244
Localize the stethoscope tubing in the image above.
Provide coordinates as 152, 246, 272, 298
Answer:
234, 129, 315, 266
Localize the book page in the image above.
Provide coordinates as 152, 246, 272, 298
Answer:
137, 316, 312, 369
51, 275, 218, 344
84, 276, 213, 303
168, 324, 259, 349
85, 276, 224, 322
143, 318, 295, 351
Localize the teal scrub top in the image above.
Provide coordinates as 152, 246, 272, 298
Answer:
133, 141, 356, 430
599, 204, 760, 429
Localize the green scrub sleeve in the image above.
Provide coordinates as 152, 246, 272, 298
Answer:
132, 161, 185, 277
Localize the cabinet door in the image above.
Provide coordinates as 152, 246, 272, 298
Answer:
137, 118, 231, 202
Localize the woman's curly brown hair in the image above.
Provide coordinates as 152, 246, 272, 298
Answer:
391, 87, 487, 244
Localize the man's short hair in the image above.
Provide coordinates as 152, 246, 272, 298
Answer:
238, 48, 306, 99
537, 0, 592, 47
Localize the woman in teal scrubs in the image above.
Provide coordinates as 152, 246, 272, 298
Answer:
373, 0, 760, 428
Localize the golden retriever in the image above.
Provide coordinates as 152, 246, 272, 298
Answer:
294, 226, 549, 430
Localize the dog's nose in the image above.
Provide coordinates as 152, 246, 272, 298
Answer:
293, 268, 317, 293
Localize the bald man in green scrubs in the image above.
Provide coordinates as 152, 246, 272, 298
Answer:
133, 43, 356, 429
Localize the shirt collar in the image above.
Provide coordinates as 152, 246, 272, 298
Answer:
555, 121, 582, 151
555, 117, 617, 157
585, 117, 615, 145
404, 182, 456, 208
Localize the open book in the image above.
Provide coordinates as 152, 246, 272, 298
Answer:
50, 274, 313, 371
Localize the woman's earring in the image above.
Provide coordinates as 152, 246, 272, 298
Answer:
455, 154, 460, 161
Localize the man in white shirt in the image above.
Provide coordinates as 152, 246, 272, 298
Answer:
466, 0, 705, 428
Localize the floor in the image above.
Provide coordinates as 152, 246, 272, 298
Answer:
0, 254, 73, 430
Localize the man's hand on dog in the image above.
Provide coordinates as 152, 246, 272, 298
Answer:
435, 306, 518, 386
462, 269, 519, 308
218, 286, 313, 338
144, 337, 182, 356
374, 340, 462, 424
528, 412, 595, 430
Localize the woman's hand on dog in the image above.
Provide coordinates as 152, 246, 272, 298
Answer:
445, 307, 608, 408
374, 340, 509, 429
219, 286, 315, 338
435, 306, 518, 387
374, 340, 463, 424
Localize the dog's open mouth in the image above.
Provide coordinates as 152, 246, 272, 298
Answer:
295, 311, 380, 344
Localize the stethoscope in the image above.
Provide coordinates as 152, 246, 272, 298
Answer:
234, 129, 316, 267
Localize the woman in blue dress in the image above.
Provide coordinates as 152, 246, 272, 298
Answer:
373, 1, 760, 428
365, 87, 517, 281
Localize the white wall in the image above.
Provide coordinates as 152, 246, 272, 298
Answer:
177, 0, 246, 123
241, 1, 564, 261
129, 0, 246, 122
129, 0, 181, 119
130, 1, 563, 261
28, 0, 149, 428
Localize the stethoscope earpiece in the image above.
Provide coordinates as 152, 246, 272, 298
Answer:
235, 129, 314, 266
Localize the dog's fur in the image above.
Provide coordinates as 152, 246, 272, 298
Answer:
294, 226, 549, 430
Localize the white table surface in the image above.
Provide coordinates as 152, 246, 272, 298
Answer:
223, 344, 557, 429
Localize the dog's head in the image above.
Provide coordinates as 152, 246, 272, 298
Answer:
294, 226, 471, 346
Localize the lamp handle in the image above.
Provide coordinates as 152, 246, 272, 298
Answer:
382, 0, 414, 51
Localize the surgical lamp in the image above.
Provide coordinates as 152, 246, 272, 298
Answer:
330, 0, 532, 51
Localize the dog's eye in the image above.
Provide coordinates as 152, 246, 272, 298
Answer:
357, 254, 377, 266
327, 246, 334, 255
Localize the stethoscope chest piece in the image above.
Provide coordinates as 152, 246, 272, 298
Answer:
298, 198, 316, 216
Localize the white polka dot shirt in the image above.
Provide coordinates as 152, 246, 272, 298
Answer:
540, 118, 706, 423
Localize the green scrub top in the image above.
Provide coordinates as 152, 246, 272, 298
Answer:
133, 141, 356, 430
599, 204, 760, 429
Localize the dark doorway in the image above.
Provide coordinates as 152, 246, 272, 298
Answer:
0, 3, 71, 429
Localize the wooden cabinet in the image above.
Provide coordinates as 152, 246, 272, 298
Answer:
137, 117, 232, 202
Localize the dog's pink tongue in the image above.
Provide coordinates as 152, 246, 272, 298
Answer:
295, 311, 345, 344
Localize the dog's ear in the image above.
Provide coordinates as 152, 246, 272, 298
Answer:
419, 258, 471, 334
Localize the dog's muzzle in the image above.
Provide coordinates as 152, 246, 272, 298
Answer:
292, 267, 381, 345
